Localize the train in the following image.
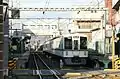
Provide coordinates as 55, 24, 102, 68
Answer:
40, 33, 88, 66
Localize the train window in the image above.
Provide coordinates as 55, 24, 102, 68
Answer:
74, 40, 78, 50
80, 37, 87, 49
64, 37, 72, 49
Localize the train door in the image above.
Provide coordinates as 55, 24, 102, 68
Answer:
72, 36, 80, 50
72, 36, 80, 57
73, 40, 78, 50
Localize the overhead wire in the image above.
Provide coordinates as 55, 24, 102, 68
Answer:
42, 0, 50, 15
16, 0, 44, 3
40, 0, 102, 35
12, 10, 59, 36
38, 18, 58, 24
87, 0, 94, 7
10, 0, 53, 30
11, 0, 105, 34
93, 0, 104, 8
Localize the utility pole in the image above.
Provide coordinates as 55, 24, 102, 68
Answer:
105, 0, 115, 69
108, 0, 115, 69
58, 18, 62, 35
103, 9, 107, 55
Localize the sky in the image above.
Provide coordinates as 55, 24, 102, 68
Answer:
10, 0, 104, 8
10, 0, 104, 19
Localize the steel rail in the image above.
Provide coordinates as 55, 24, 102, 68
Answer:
33, 54, 42, 79
36, 53, 61, 79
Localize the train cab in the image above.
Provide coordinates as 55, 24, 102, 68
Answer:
63, 34, 88, 65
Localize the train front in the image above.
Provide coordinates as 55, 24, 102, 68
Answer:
62, 34, 88, 66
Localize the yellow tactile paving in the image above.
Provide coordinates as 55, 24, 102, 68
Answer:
64, 70, 120, 79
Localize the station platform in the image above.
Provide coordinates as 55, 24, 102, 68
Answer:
64, 69, 120, 79
9, 69, 120, 79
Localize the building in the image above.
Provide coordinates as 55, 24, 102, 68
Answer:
71, 6, 109, 54
113, 0, 120, 34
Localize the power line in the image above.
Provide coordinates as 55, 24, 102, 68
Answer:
43, 0, 50, 14
94, 0, 104, 8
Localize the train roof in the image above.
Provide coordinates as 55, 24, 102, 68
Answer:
42, 36, 61, 44
42, 33, 87, 44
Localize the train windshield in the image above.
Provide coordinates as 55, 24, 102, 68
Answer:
74, 40, 78, 50
80, 37, 87, 49
64, 37, 72, 49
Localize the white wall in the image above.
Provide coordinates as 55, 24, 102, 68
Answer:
115, 9, 120, 34
92, 29, 105, 42
89, 29, 105, 54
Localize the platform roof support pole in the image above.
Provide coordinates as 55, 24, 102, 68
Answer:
3, 1, 9, 77
0, 0, 4, 79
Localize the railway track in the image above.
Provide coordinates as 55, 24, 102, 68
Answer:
33, 53, 62, 79
26, 52, 120, 79
10, 52, 120, 79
